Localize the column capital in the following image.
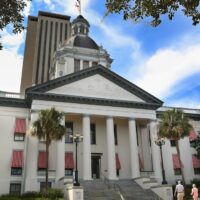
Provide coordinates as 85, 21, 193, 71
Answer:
82, 114, 90, 117
129, 117, 136, 121
106, 116, 113, 119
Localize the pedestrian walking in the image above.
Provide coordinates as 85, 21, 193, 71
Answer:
174, 180, 184, 200
191, 184, 198, 200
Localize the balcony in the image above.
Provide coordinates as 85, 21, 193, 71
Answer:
0, 91, 24, 99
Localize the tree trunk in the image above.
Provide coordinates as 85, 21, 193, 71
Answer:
175, 140, 185, 184
45, 141, 49, 194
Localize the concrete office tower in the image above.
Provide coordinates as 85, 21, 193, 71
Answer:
20, 11, 71, 93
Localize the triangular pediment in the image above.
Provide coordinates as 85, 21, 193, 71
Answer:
26, 65, 163, 109
47, 74, 145, 102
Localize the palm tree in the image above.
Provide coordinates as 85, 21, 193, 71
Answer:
158, 108, 192, 184
29, 107, 66, 192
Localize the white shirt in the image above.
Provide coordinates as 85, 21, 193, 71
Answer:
175, 184, 184, 193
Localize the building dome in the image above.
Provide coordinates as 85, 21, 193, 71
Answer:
73, 35, 99, 50
72, 15, 90, 27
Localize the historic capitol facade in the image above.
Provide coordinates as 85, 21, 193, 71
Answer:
0, 11, 200, 198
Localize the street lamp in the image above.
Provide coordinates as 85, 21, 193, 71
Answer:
70, 134, 83, 186
154, 138, 168, 184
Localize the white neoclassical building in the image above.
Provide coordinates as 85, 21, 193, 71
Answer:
0, 13, 200, 196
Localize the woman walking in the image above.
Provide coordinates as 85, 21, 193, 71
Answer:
191, 184, 198, 200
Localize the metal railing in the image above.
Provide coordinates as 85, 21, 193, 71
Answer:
0, 90, 24, 99
101, 172, 126, 200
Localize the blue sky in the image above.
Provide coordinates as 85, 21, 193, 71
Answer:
0, 0, 200, 109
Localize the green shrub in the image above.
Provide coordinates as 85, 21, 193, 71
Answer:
0, 194, 21, 200
43, 188, 63, 199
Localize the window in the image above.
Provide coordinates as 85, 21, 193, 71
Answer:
83, 60, 89, 69
116, 169, 119, 176
14, 118, 26, 142
11, 151, 23, 176
65, 122, 73, 143
65, 169, 73, 176
174, 168, 181, 175
40, 182, 51, 192
170, 140, 176, 147
14, 133, 25, 141
92, 62, 98, 66
194, 168, 200, 175
74, 59, 80, 72
11, 168, 22, 176
90, 123, 96, 144
114, 124, 118, 145
79, 25, 84, 34
10, 183, 21, 195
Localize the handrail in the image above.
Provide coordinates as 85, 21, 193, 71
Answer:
101, 171, 126, 200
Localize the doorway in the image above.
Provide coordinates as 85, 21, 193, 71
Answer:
91, 154, 101, 179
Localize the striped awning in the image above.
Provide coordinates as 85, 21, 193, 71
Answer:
189, 129, 197, 141
15, 118, 26, 134
115, 153, 121, 170
38, 152, 47, 168
11, 151, 23, 168
192, 155, 200, 168
65, 152, 74, 169
172, 154, 183, 169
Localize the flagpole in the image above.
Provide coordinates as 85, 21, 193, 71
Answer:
79, 0, 81, 15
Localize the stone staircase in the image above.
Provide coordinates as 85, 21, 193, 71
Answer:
80, 180, 121, 200
80, 179, 161, 200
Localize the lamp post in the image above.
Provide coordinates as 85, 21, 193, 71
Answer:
154, 138, 168, 184
70, 133, 83, 186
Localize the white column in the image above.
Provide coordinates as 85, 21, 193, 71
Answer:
56, 116, 65, 182
128, 118, 140, 178
25, 112, 39, 192
106, 116, 117, 180
82, 115, 92, 180
149, 120, 162, 182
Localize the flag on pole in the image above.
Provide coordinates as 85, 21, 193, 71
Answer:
75, 0, 81, 14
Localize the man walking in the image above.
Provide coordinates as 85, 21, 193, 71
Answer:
174, 180, 185, 200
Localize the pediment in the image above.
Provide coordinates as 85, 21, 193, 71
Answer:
47, 74, 145, 102
26, 65, 163, 109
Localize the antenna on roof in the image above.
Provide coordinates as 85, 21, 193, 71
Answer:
75, 0, 81, 15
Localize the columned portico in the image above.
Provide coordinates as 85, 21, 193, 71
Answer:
149, 120, 162, 182
82, 115, 92, 180
56, 116, 65, 182
25, 112, 39, 192
106, 116, 117, 180
128, 118, 140, 178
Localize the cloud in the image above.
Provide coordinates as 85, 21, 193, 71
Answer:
132, 38, 200, 100
43, 0, 55, 11
0, 29, 25, 92
22, 0, 31, 17
0, 49, 23, 92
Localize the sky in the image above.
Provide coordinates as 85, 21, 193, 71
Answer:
0, 0, 200, 109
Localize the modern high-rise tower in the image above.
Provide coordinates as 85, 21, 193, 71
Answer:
20, 11, 71, 93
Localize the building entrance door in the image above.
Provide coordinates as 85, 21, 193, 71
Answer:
91, 154, 101, 179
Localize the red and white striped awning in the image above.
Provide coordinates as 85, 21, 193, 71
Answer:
65, 152, 74, 169
172, 154, 183, 169
11, 150, 23, 168
38, 151, 47, 168
189, 129, 197, 141
115, 153, 121, 170
192, 155, 200, 168
15, 118, 26, 134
